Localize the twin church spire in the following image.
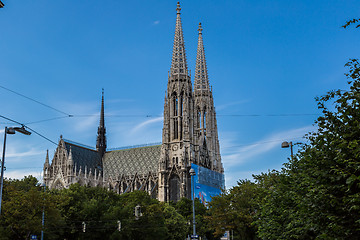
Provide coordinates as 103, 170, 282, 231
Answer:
170, 3, 210, 92
159, 2, 222, 202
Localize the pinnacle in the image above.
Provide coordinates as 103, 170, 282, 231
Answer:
96, 89, 107, 156
194, 23, 209, 92
170, 1, 188, 76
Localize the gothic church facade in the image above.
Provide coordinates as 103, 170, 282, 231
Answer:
43, 2, 224, 202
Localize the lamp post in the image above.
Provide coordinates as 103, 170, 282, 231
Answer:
41, 183, 45, 240
0, 126, 31, 215
281, 141, 293, 160
189, 168, 197, 239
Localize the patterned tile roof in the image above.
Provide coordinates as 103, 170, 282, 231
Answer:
103, 145, 161, 179
64, 141, 101, 172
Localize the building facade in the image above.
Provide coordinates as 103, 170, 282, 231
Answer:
44, 2, 224, 202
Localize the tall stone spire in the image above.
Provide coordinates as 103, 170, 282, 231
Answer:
96, 89, 106, 160
193, 23, 223, 173
159, 1, 193, 203
170, 2, 188, 76
194, 23, 209, 92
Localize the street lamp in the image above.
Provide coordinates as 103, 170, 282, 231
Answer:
189, 168, 197, 239
0, 126, 31, 215
281, 141, 293, 160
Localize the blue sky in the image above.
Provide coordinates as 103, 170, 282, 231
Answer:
0, 0, 359, 188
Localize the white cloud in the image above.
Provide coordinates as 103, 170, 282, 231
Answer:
216, 100, 250, 111
6, 148, 43, 158
153, 20, 160, 25
221, 125, 315, 167
130, 116, 163, 134
5, 170, 42, 181
74, 114, 98, 132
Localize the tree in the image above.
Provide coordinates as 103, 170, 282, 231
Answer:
174, 197, 216, 239
207, 180, 260, 240
0, 176, 64, 240
342, 19, 360, 29
163, 203, 187, 240
256, 59, 360, 239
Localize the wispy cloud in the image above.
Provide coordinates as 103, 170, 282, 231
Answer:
107, 98, 135, 104
130, 116, 163, 134
216, 100, 250, 111
74, 114, 98, 132
153, 20, 160, 25
221, 125, 315, 167
6, 148, 43, 158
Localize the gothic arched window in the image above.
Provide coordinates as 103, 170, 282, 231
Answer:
204, 110, 207, 129
197, 109, 201, 129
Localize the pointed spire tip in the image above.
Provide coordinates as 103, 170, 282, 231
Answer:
176, 2, 181, 14
198, 22, 203, 34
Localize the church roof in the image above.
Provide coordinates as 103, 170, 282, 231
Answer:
64, 141, 101, 171
103, 145, 161, 179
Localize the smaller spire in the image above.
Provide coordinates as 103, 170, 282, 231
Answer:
68, 146, 73, 166
96, 89, 107, 159
194, 22, 210, 92
45, 150, 50, 166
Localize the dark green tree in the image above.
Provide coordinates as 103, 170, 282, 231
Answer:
256, 59, 360, 239
174, 197, 217, 240
0, 176, 64, 240
207, 180, 260, 240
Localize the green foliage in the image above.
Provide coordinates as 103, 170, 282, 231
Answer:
255, 59, 360, 239
342, 18, 360, 29
174, 197, 216, 239
163, 203, 187, 240
207, 180, 260, 240
0, 176, 64, 240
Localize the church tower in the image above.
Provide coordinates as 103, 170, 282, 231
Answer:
158, 2, 194, 202
193, 23, 223, 173
96, 89, 106, 163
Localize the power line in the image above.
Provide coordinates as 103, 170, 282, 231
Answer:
25, 116, 71, 125
0, 85, 319, 118
25, 126, 58, 145
0, 115, 58, 145
0, 84, 72, 117
217, 113, 318, 117
221, 136, 306, 149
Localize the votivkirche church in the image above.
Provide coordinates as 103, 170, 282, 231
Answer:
43, 2, 225, 202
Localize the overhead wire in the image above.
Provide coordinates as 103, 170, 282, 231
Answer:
0, 84, 72, 117
0, 85, 318, 148
1, 83, 319, 119
0, 115, 58, 145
